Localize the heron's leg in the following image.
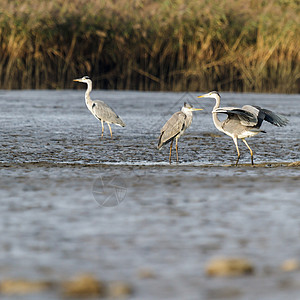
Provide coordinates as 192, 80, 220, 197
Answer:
233, 137, 240, 166
169, 139, 174, 164
107, 123, 113, 139
101, 120, 104, 138
242, 138, 254, 165
175, 138, 179, 163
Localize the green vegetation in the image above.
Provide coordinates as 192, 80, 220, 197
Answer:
0, 0, 299, 92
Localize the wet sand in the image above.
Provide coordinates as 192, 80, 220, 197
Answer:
0, 90, 299, 299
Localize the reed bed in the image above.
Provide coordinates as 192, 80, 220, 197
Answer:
0, 0, 299, 92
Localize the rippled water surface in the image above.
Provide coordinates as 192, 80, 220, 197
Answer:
0, 90, 299, 299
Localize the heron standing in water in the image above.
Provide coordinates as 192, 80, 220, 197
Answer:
73, 76, 125, 138
158, 103, 203, 164
198, 91, 288, 166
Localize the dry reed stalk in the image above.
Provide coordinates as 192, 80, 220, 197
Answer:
0, 0, 299, 92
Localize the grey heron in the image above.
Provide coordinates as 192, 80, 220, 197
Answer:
158, 103, 203, 163
73, 76, 125, 138
198, 91, 288, 166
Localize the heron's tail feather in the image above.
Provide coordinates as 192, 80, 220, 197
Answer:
249, 128, 266, 133
157, 134, 163, 149
115, 117, 126, 127
158, 132, 171, 149
158, 136, 175, 150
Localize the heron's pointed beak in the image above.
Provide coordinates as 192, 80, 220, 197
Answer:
197, 92, 211, 98
73, 79, 80, 82
191, 108, 203, 111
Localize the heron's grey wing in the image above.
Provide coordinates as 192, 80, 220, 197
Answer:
92, 100, 125, 127
214, 106, 258, 126
158, 112, 186, 148
253, 106, 288, 127
241, 105, 260, 117
214, 106, 238, 111
239, 105, 262, 126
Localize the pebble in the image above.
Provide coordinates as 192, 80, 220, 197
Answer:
138, 268, 156, 279
206, 257, 254, 277
0, 279, 51, 294
107, 281, 133, 298
61, 274, 104, 298
281, 259, 300, 272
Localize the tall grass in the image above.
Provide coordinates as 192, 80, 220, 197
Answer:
0, 0, 299, 92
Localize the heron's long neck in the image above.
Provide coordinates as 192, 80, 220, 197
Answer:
212, 95, 223, 131
185, 110, 193, 129
181, 107, 193, 129
85, 81, 93, 110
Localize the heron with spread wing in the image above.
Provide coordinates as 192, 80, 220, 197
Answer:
73, 76, 125, 138
198, 91, 288, 166
158, 103, 203, 164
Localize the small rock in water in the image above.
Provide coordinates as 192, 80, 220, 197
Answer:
0, 279, 51, 294
281, 259, 300, 272
61, 274, 104, 297
138, 268, 156, 279
205, 257, 254, 277
107, 281, 133, 298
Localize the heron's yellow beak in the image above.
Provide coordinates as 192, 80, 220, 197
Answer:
192, 108, 203, 111
197, 95, 204, 98
73, 79, 80, 82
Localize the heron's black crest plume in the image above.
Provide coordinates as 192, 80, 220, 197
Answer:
184, 102, 193, 108
211, 91, 220, 97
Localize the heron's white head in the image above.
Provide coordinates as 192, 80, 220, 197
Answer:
197, 91, 220, 99
73, 76, 91, 84
181, 102, 203, 114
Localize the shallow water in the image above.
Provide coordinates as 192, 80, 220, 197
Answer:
0, 90, 299, 299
